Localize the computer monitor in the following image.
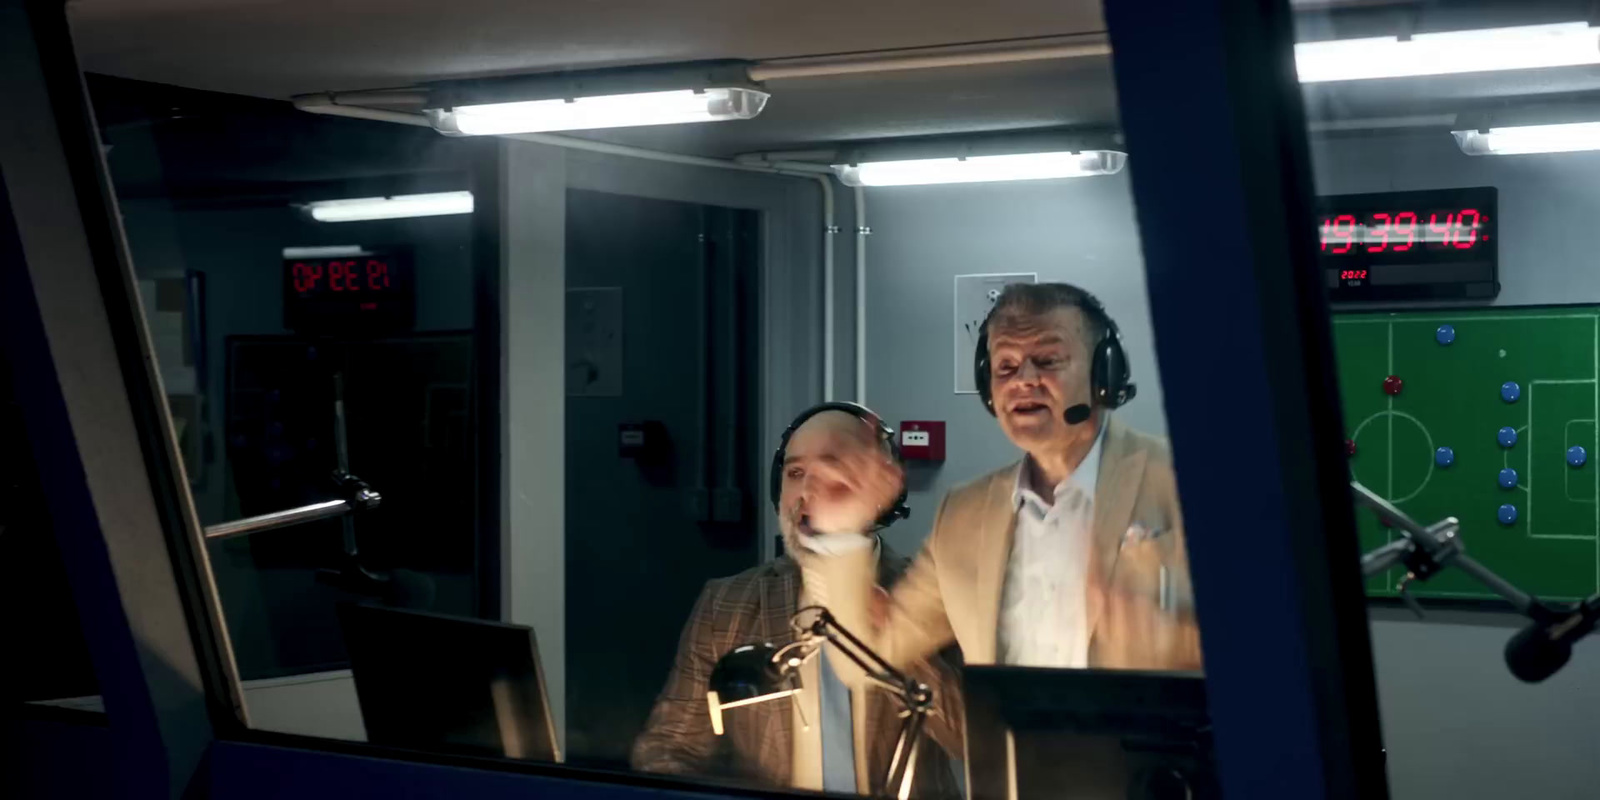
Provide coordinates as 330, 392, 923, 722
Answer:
338, 603, 562, 763
963, 667, 1216, 800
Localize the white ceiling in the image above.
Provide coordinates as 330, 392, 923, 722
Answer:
582, 59, 1119, 157
66, 0, 1107, 100
68, 0, 1600, 165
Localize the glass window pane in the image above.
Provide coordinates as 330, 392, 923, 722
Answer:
86, 74, 488, 740
67, 2, 1243, 795
1296, 2, 1600, 797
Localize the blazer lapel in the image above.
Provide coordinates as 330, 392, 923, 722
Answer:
760, 560, 799, 643
972, 460, 1022, 664
1088, 417, 1146, 634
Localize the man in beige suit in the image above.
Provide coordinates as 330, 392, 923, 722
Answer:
806, 283, 1200, 681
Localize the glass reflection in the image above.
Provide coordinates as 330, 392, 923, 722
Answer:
73, 0, 1217, 793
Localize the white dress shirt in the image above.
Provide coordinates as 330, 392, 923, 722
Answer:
997, 423, 1106, 668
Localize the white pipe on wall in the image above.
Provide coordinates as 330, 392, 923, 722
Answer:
820, 180, 836, 400
739, 156, 839, 400
854, 186, 868, 406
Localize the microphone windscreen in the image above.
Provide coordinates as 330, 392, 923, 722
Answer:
1064, 404, 1092, 425
1505, 623, 1572, 683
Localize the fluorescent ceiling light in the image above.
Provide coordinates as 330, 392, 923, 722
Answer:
428, 88, 769, 136
305, 191, 474, 223
1452, 122, 1600, 156
282, 245, 368, 258
1295, 22, 1600, 83
832, 150, 1126, 187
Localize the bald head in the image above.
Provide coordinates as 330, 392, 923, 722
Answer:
790, 410, 885, 458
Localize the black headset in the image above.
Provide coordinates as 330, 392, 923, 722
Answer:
768, 401, 911, 531
974, 286, 1137, 416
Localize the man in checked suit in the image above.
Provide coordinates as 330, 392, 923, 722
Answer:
631, 404, 962, 798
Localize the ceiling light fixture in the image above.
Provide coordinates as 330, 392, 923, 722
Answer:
1295, 22, 1600, 83
832, 150, 1126, 187
427, 87, 769, 136
1451, 122, 1600, 156
304, 191, 474, 223
281, 245, 369, 258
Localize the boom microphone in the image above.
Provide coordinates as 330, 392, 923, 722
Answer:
1505, 601, 1598, 683
1064, 404, 1092, 425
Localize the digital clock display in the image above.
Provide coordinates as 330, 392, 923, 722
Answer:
1320, 208, 1486, 255
289, 258, 397, 293
1316, 187, 1498, 303
283, 248, 415, 334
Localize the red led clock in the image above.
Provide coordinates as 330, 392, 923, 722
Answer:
282, 248, 416, 334
1316, 187, 1498, 303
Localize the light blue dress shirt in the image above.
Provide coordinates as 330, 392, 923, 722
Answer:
818, 646, 857, 792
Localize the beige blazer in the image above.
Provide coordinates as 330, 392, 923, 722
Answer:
818, 415, 1202, 676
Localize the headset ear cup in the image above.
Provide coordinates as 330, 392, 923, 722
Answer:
974, 326, 996, 416
1100, 333, 1132, 408
1090, 336, 1110, 405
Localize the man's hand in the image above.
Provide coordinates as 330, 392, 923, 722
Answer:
841, 442, 906, 522
801, 443, 903, 536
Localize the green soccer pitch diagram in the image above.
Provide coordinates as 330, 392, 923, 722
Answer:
1334, 306, 1599, 601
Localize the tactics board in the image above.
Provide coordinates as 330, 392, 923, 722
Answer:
1333, 307, 1599, 601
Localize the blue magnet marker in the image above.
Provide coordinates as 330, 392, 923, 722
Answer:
1434, 446, 1455, 468
1436, 324, 1456, 345
1498, 504, 1519, 525
1501, 381, 1521, 403
1498, 426, 1518, 448
1569, 445, 1589, 468
1499, 467, 1519, 489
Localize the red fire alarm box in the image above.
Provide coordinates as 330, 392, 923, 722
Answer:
899, 421, 945, 462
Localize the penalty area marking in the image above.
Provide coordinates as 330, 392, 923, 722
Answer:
1527, 381, 1600, 540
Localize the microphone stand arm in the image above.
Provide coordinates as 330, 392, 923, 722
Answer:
793, 607, 933, 800
203, 471, 380, 541
204, 371, 380, 544
1351, 480, 1534, 614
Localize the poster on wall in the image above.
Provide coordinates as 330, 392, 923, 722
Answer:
954, 272, 1037, 394
566, 287, 624, 397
